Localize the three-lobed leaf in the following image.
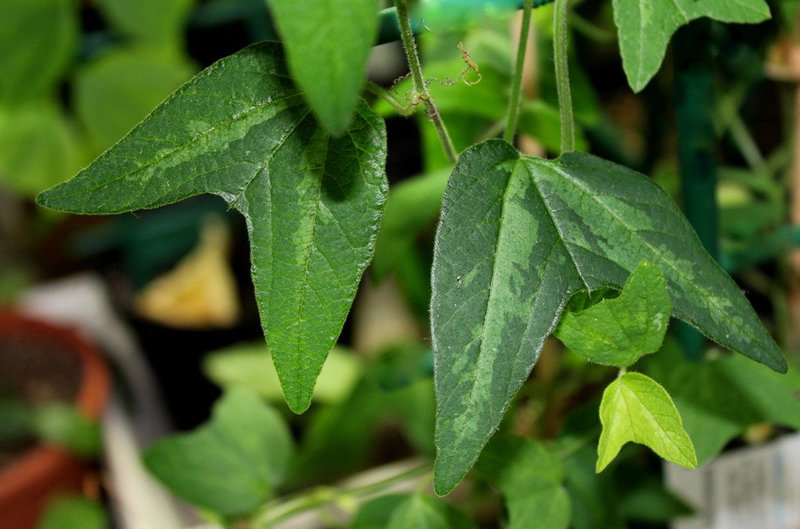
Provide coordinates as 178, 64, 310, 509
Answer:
431, 139, 784, 495
38, 42, 388, 413
555, 260, 671, 367
597, 372, 696, 472
143, 389, 294, 517
267, 0, 381, 134
613, 0, 771, 91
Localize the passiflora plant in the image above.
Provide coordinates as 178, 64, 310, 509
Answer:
38, 0, 792, 514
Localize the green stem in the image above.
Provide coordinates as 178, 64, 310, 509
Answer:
553, 0, 575, 154
365, 81, 415, 116
251, 461, 430, 528
505, 0, 535, 143
394, 0, 458, 164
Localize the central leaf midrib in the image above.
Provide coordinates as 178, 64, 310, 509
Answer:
525, 161, 591, 292
290, 133, 330, 401
445, 157, 529, 467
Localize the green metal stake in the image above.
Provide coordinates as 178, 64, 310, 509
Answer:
673, 20, 719, 361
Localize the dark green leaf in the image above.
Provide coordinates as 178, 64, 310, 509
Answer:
612, 0, 771, 91
618, 480, 693, 523
267, 0, 381, 134
387, 494, 477, 529
597, 372, 696, 472
563, 445, 626, 529
555, 261, 671, 367
39, 42, 388, 413
431, 139, 784, 494
476, 436, 570, 529
0, 0, 78, 103
143, 389, 294, 517
38, 496, 107, 529
372, 168, 450, 282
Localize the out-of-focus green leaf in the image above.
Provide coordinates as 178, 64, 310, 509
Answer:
292, 361, 434, 484
349, 495, 408, 529
597, 372, 696, 472
38, 496, 107, 529
144, 389, 294, 517
34, 403, 102, 458
97, 0, 195, 44
74, 48, 195, 154
0, 0, 78, 103
519, 100, 588, 153
555, 261, 672, 367
618, 480, 692, 523
267, 0, 380, 134
203, 344, 361, 404
387, 494, 477, 529
0, 103, 81, 197
563, 445, 626, 529
643, 342, 800, 464
476, 436, 569, 529
373, 169, 450, 282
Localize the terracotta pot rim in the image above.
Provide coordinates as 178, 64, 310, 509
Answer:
0, 310, 110, 499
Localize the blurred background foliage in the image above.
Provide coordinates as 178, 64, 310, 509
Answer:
1, 0, 800, 527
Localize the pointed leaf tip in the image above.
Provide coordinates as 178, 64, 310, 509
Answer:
268, 0, 381, 134
38, 42, 388, 416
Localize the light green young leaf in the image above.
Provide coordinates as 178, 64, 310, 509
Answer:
0, 0, 78, 103
387, 494, 477, 529
643, 341, 800, 464
143, 389, 294, 517
431, 139, 783, 495
613, 0, 771, 91
555, 261, 672, 367
38, 42, 388, 413
597, 372, 696, 472
267, 0, 381, 134
476, 436, 570, 529
203, 344, 361, 404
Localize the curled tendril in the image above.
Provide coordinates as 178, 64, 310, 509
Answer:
388, 42, 483, 111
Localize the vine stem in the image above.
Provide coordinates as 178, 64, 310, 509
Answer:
553, 0, 575, 154
505, 0, 535, 143
394, 0, 458, 163
250, 460, 430, 528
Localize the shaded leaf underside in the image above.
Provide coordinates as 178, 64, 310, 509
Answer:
38, 42, 388, 413
431, 139, 784, 494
